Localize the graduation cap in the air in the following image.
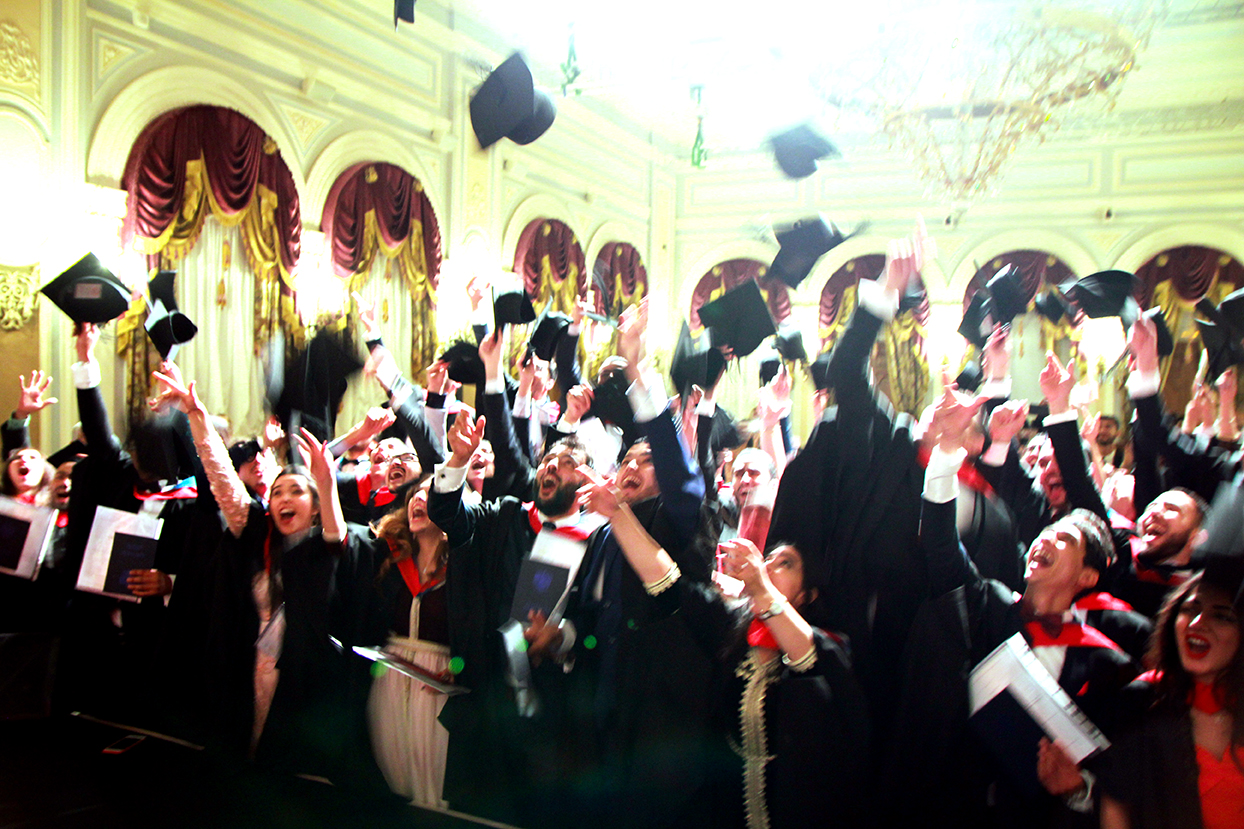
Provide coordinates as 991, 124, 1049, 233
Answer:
272, 328, 365, 443
1191, 478, 1244, 604
40, 253, 132, 325
1141, 307, 1174, 359
670, 321, 727, 399
1059, 270, 1141, 328
774, 325, 807, 364
768, 123, 840, 179
985, 265, 1030, 326
144, 270, 198, 360
469, 53, 557, 149
1195, 318, 1244, 383
1034, 290, 1075, 324
527, 306, 572, 362
439, 339, 486, 388
809, 351, 832, 392
698, 280, 777, 358
958, 291, 994, 350
769, 216, 861, 290
589, 366, 635, 435
955, 361, 985, 394
394, 0, 415, 26
493, 288, 537, 328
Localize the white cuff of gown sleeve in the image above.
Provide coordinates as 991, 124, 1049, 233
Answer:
923, 445, 965, 504
980, 441, 1010, 468
857, 277, 899, 322
1043, 409, 1079, 427
555, 417, 580, 434
389, 382, 414, 409
695, 398, 716, 417
433, 462, 469, 493
512, 394, 532, 419
72, 360, 101, 390
981, 378, 1012, 399
567, 322, 581, 336
627, 372, 668, 424
555, 619, 576, 656
374, 354, 399, 392
1127, 367, 1160, 400
483, 376, 504, 395
1063, 769, 1096, 814
163, 573, 177, 608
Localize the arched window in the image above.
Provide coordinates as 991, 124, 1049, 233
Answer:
513, 219, 586, 314
688, 258, 791, 330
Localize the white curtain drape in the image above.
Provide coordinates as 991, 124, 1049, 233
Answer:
337, 255, 418, 436
172, 217, 267, 439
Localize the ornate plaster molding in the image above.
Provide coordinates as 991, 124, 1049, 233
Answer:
0, 263, 39, 330
0, 21, 38, 87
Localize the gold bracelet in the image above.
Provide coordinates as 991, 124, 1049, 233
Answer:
643, 562, 681, 596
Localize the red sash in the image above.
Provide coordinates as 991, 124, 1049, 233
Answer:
1073, 591, 1135, 612
915, 445, 994, 497
1025, 621, 1122, 652
133, 479, 197, 502
1130, 537, 1192, 587
747, 618, 780, 650
525, 502, 591, 542
355, 465, 395, 509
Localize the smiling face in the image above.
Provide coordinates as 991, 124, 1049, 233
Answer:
407, 479, 433, 534
1136, 490, 1202, 565
6, 449, 44, 495
535, 442, 589, 517
732, 449, 774, 503
1034, 440, 1067, 512
1024, 520, 1099, 595
616, 442, 657, 504
268, 472, 317, 537
238, 447, 279, 497
386, 449, 421, 490
466, 439, 495, 491
1175, 583, 1241, 685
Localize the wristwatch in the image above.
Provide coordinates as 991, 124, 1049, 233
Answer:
756, 595, 787, 621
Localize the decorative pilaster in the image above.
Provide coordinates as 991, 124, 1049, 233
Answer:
0, 263, 39, 330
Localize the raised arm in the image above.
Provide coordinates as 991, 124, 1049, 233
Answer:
3, 370, 58, 455
295, 428, 345, 543
476, 327, 536, 499
428, 411, 487, 549
151, 365, 251, 537
72, 324, 123, 461
1041, 352, 1110, 521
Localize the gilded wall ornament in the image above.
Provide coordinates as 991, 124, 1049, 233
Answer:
0, 21, 38, 86
0, 264, 39, 331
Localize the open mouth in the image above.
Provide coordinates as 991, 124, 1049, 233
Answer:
388, 469, 407, 486
1028, 548, 1053, 569
1185, 634, 1211, 657
275, 507, 298, 524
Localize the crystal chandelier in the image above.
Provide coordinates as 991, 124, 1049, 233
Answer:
816, 1, 1169, 204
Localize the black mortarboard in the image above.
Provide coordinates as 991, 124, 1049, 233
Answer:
527, 307, 572, 362
1034, 290, 1074, 324
272, 328, 364, 443
1192, 479, 1244, 604
670, 321, 726, 399
769, 216, 854, 289
1218, 286, 1244, 334
768, 123, 840, 179
46, 440, 87, 469
439, 339, 486, 388
394, 0, 415, 26
589, 366, 635, 436
958, 291, 993, 350
759, 355, 781, 387
773, 325, 807, 364
228, 438, 262, 471
954, 362, 985, 394
1143, 307, 1174, 359
810, 351, 832, 392
493, 289, 536, 328
985, 264, 1030, 326
698, 280, 777, 358
1196, 318, 1244, 383
40, 253, 131, 325
469, 53, 556, 149
144, 270, 197, 360
1060, 270, 1141, 327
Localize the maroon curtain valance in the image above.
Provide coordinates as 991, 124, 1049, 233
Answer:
121, 104, 300, 274
320, 162, 441, 287
819, 254, 887, 335
1136, 246, 1244, 308
689, 259, 791, 330
964, 250, 1077, 310
514, 219, 587, 312
592, 242, 647, 315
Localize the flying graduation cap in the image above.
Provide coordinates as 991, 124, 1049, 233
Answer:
957, 264, 1029, 350
760, 325, 807, 385
1058, 270, 1142, 328
768, 123, 840, 179
144, 270, 198, 360
698, 280, 777, 358
527, 305, 573, 362
1194, 292, 1244, 382
769, 216, 861, 289
469, 53, 557, 149
958, 292, 994, 350
40, 253, 132, 325
1191, 477, 1244, 605
493, 288, 537, 328
394, 0, 415, 26
271, 328, 364, 443
670, 321, 727, 399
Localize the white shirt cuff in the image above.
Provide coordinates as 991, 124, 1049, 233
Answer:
981, 378, 1012, 399
512, 394, 532, 419
556, 417, 580, 434
567, 322, 581, 336
433, 462, 469, 493
857, 278, 899, 322
484, 376, 505, 395
374, 354, 399, 391
389, 382, 414, 409
72, 360, 101, 390
627, 371, 668, 424
923, 445, 965, 503
1128, 368, 1160, 399
695, 399, 716, 417
1044, 410, 1079, 427
980, 441, 1009, 467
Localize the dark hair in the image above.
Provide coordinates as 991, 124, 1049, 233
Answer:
270, 467, 320, 526
546, 435, 593, 470
3, 448, 53, 498
1060, 509, 1113, 573
373, 483, 447, 583
1169, 486, 1210, 524
1099, 415, 1120, 428
1150, 573, 1244, 765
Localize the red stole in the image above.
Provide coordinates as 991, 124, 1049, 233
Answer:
386, 538, 443, 598
525, 502, 591, 542
914, 445, 994, 497
1025, 620, 1122, 652
1073, 591, 1135, 612
133, 479, 197, 502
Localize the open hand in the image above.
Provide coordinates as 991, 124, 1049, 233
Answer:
16, 370, 57, 418
576, 464, 624, 519
988, 399, 1030, 445
1039, 352, 1075, 415
447, 413, 486, 466
353, 292, 381, 340
151, 364, 202, 413
616, 298, 648, 368
564, 385, 594, 424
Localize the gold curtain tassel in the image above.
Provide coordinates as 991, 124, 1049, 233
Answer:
216, 276, 227, 308
382, 298, 390, 323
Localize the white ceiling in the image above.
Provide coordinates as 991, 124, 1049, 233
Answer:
433, 0, 1244, 159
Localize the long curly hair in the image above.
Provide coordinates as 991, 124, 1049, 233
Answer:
374, 484, 447, 584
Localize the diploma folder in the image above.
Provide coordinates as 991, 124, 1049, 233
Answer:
351, 646, 468, 695
0, 497, 57, 580
76, 506, 161, 602
969, 632, 1110, 796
